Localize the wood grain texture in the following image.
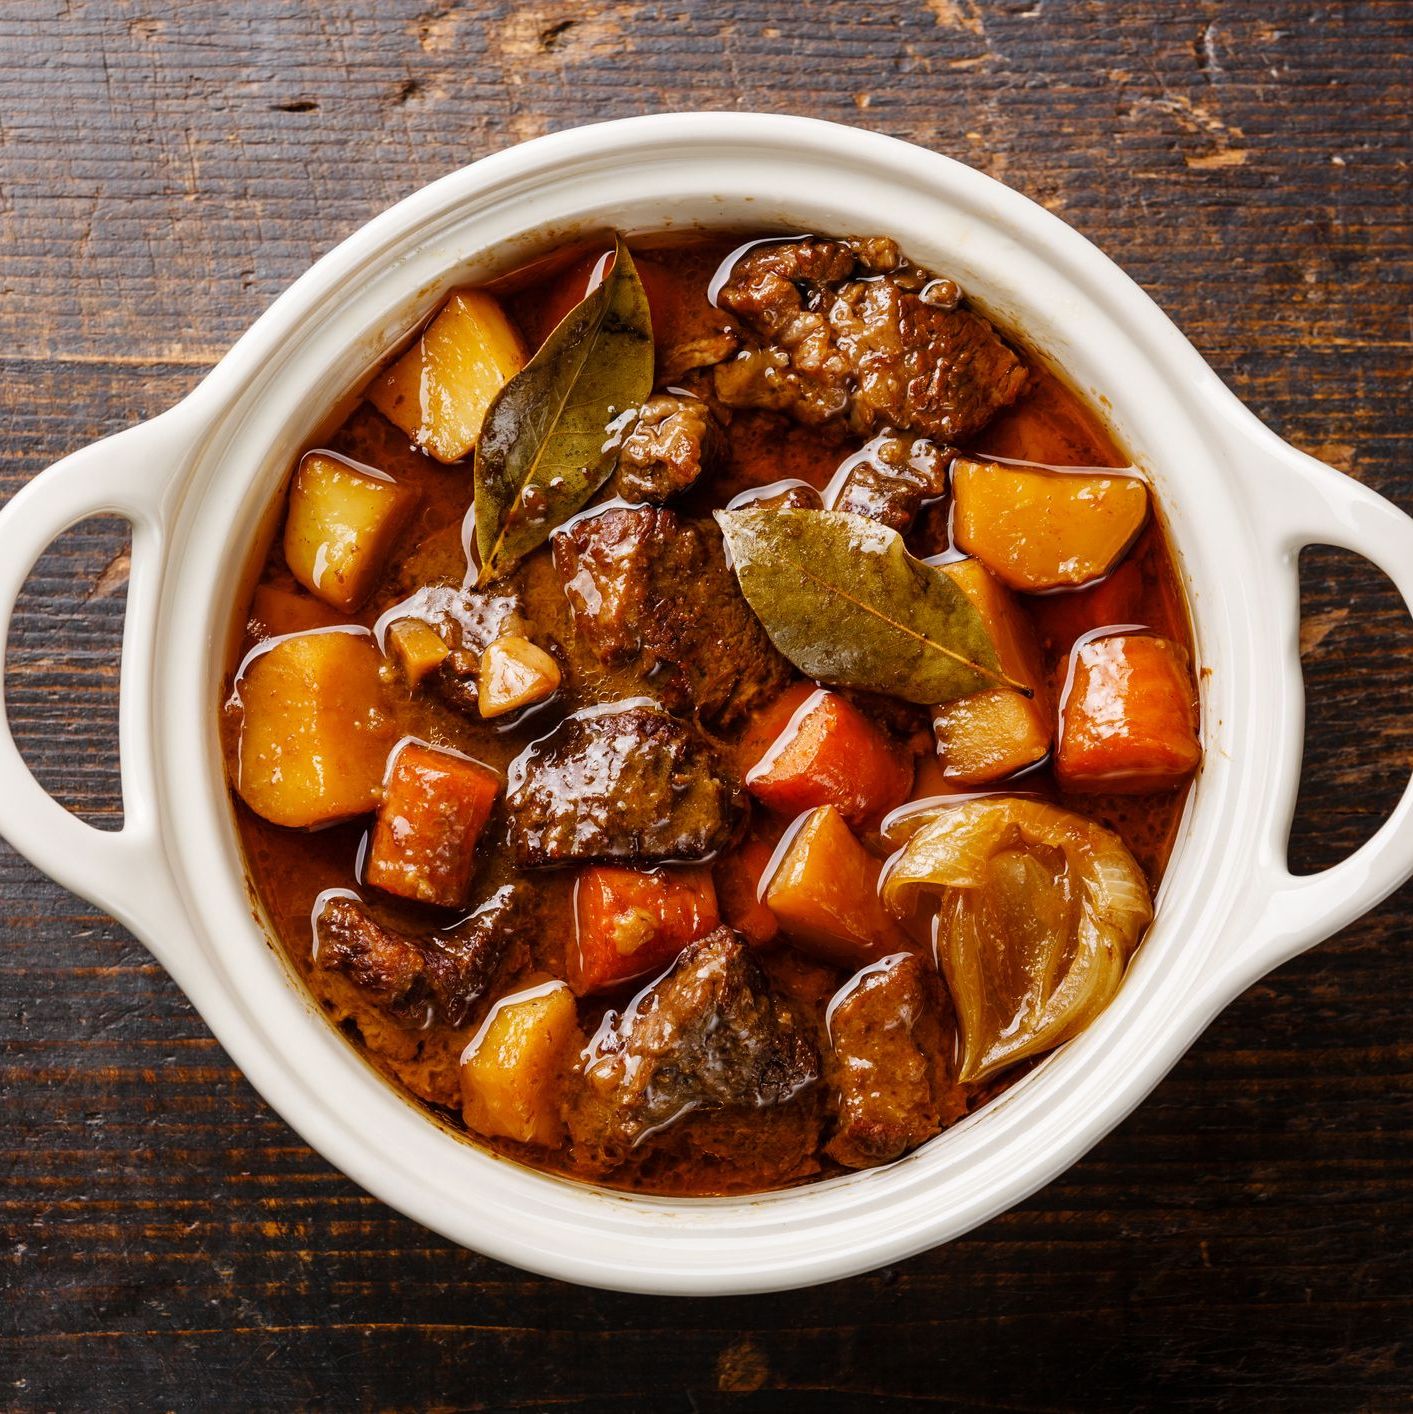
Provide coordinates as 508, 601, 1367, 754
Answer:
1, 1, 1409, 1408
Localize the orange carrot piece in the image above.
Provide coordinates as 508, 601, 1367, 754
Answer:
764, 806, 912, 968
366, 742, 500, 908
1055, 634, 1200, 793
732, 681, 815, 777
746, 690, 913, 829
714, 840, 781, 947
572, 865, 719, 995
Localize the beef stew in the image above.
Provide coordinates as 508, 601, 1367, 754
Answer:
222, 232, 1199, 1196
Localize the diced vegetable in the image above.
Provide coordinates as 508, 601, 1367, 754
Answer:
932, 559, 1051, 784
365, 742, 500, 908
1029, 558, 1145, 656
745, 689, 913, 828
764, 805, 912, 967
733, 681, 815, 776
572, 865, 719, 994
235, 630, 395, 828
952, 458, 1149, 592
249, 583, 346, 639
713, 840, 781, 947
881, 796, 1152, 1082
283, 452, 419, 613
1055, 633, 1200, 792
460, 981, 582, 1146
386, 618, 450, 686
369, 289, 527, 463
478, 635, 562, 718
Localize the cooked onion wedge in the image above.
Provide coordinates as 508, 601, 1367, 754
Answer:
881, 796, 1152, 1083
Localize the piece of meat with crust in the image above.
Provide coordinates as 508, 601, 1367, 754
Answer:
551, 504, 793, 727
505, 704, 742, 867
568, 927, 820, 1173
713, 236, 1027, 443
613, 392, 726, 504
313, 884, 531, 1029
828, 431, 951, 535
824, 951, 965, 1169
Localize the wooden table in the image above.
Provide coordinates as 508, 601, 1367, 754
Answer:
2, 3, 1409, 1407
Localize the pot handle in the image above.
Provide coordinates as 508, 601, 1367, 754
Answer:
0, 413, 189, 947
1228, 425, 1413, 987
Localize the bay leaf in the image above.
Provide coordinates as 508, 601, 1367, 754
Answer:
714, 506, 1024, 705
474, 238, 653, 584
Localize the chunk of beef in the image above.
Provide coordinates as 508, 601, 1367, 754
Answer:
551, 504, 792, 726
569, 927, 820, 1172
713, 236, 1027, 443
613, 392, 726, 503
314, 885, 530, 1029
660, 329, 741, 383
506, 704, 741, 867
824, 952, 965, 1169
828, 431, 951, 535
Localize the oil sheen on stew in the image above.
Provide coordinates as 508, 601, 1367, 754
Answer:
223, 232, 1200, 1196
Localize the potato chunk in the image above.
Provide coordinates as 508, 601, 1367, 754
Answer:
952, 458, 1148, 592
366, 742, 501, 908
369, 289, 527, 463
460, 982, 582, 1147
284, 452, 419, 612
764, 805, 912, 967
235, 630, 395, 828
931, 559, 1051, 784
478, 635, 562, 719
386, 618, 450, 686
1055, 633, 1200, 792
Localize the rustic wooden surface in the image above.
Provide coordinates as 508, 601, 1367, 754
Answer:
1, 1, 1409, 1408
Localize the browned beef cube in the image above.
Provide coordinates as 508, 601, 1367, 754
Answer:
505, 704, 741, 867
551, 504, 792, 726
313, 884, 530, 1029
713, 236, 1027, 443
568, 927, 820, 1172
613, 391, 726, 503
830, 431, 951, 535
824, 951, 965, 1169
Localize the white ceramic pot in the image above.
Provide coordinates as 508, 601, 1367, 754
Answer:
2, 114, 1410, 1295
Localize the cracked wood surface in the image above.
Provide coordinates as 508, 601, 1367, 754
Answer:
1, 2, 1410, 1409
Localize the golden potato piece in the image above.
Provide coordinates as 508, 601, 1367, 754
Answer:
283, 452, 418, 612
235, 630, 396, 828
932, 558, 1051, 784
952, 458, 1148, 592
386, 618, 450, 686
478, 635, 561, 718
369, 289, 527, 463
460, 982, 582, 1147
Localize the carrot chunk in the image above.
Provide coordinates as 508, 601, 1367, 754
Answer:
952, 458, 1148, 592
746, 690, 913, 829
732, 681, 815, 776
572, 865, 720, 995
764, 806, 912, 968
932, 559, 1051, 785
1055, 634, 1200, 793
713, 840, 781, 947
366, 742, 501, 908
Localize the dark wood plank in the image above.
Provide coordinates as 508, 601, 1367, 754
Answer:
1, 2, 1409, 1409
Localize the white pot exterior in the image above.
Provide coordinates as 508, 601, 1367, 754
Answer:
2, 114, 1411, 1295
